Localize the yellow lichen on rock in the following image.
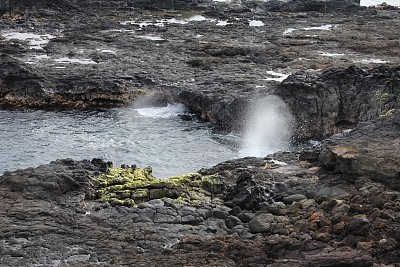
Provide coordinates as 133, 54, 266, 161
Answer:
93, 165, 225, 207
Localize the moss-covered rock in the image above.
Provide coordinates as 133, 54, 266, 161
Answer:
92, 165, 225, 207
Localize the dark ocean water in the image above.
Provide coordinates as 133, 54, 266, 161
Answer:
0, 104, 239, 178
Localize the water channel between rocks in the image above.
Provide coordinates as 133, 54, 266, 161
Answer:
0, 105, 247, 178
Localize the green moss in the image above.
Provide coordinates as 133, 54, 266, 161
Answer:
92, 166, 224, 207
201, 174, 225, 194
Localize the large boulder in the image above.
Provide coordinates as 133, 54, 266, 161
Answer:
319, 111, 400, 190
0, 158, 103, 199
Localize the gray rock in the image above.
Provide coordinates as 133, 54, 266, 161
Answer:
249, 213, 275, 233
196, 208, 212, 219
225, 215, 242, 229
153, 213, 177, 223
181, 215, 204, 225
282, 194, 307, 204
178, 206, 196, 217
238, 212, 254, 223
156, 207, 178, 217
138, 208, 155, 222
213, 209, 229, 220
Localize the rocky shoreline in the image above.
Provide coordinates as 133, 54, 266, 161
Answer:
0, 0, 399, 266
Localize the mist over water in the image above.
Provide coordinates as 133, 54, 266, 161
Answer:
240, 95, 293, 157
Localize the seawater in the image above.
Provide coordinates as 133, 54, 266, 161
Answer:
0, 105, 239, 178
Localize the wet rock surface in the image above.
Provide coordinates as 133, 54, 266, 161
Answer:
0, 0, 399, 266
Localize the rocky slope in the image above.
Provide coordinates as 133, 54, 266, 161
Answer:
0, 111, 399, 266
0, 0, 399, 266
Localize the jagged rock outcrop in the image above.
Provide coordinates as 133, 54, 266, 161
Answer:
318, 111, 400, 190
0, 54, 153, 108
276, 66, 400, 141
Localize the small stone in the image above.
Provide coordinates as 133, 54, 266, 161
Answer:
249, 213, 275, 233
196, 208, 212, 219
300, 233, 312, 241
282, 194, 307, 205
138, 208, 154, 222
225, 215, 242, 229
300, 199, 317, 210
277, 202, 302, 215
181, 215, 203, 224
314, 232, 331, 243
238, 212, 254, 223
332, 221, 346, 235
147, 199, 164, 207
156, 206, 178, 217
379, 210, 394, 220
276, 228, 290, 236
331, 212, 348, 224
213, 209, 229, 219
229, 206, 242, 216
231, 224, 246, 235
332, 203, 350, 214
346, 214, 370, 236
153, 213, 176, 223
10, 250, 24, 257
320, 199, 338, 212
178, 206, 196, 216
138, 203, 154, 209
357, 241, 373, 250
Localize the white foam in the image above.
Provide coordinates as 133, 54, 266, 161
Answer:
249, 20, 264, 27
120, 20, 134, 26
263, 71, 290, 82
104, 29, 135, 33
34, 55, 51, 60
270, 159, 288, 166
121, 21, 165, 27
101, 49, 115, 54
360, 0, 400, 6
216, 20, 229, 26
303, 24, 333, 31
167, 15, 210, 24
319, 52, 346, 57
137, 35, 165, 41
122, 15, 213, 27
283, 28, 296, 35
359, 58, 387, 64
140, 21, 165, 27
165, 18, 188, 24
135, 103, 188, 118
186, 15, 208, 22
54, 57, 97, 64
2, 32, 55, 49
